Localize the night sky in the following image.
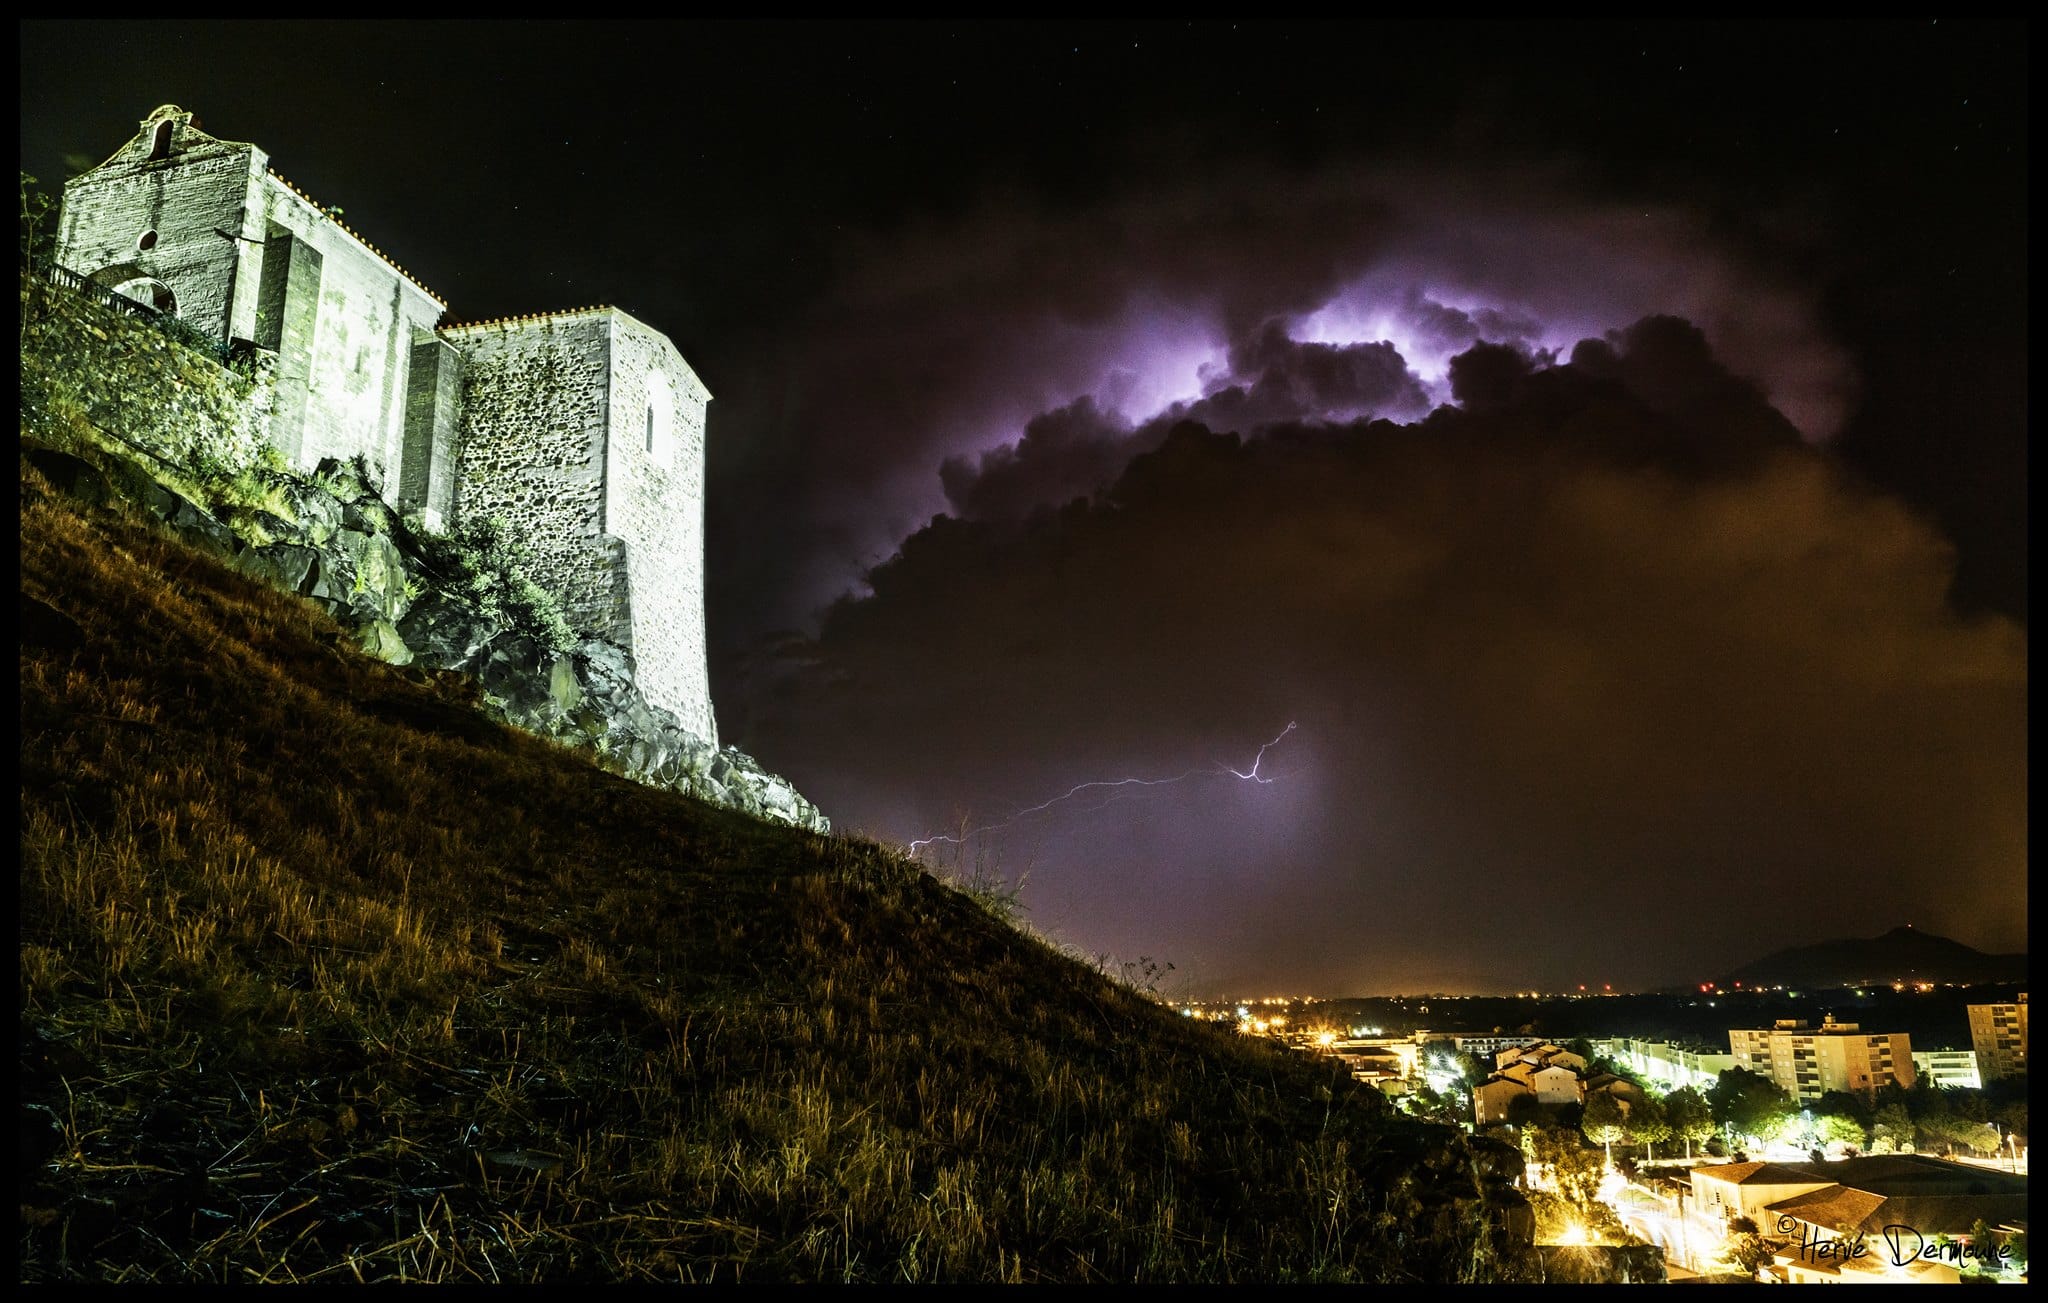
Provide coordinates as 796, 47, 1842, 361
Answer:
20, 21, 2027, 995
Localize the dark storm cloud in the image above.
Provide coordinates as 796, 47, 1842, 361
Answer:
938, 322, 1433, 522
1210, 323, 1434, 425
714, 164, 1856, 638
740, 326, 2025, 995
939, 397, 1132, 523
1404, 293, 1546, 358
934, 313, 1795, 527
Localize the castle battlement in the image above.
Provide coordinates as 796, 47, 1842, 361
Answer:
262, 166, 446, 307
55, 104, 717, 746
441, 307, 619, 332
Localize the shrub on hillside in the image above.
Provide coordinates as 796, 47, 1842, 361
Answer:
411, 512, 576, 657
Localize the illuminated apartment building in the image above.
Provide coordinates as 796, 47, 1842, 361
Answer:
1967, 993, 2028, 1081
1726, 1016, 1914, 1101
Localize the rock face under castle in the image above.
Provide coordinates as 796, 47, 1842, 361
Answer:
55, 105, 715, 744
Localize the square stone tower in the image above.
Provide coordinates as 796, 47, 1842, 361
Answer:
442, 308, 715, 743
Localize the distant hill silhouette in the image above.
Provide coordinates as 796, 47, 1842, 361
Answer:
1723, 926, 2027, 988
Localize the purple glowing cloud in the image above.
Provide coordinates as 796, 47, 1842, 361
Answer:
717, 161, 1856, 648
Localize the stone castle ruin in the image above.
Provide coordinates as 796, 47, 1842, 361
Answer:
54, 105, 715, 744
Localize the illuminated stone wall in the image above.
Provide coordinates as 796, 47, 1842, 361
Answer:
601, 312, 716, 743
56, 107, 719, 747
446, 309, 717, 741
445, 312, 628, 647
247, 172, 444, 496
55, 106, 259, 346
55, 106, 448, 516
20, 271, 270, 472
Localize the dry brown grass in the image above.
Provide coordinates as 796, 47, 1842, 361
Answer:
19, 448, 1529, 1282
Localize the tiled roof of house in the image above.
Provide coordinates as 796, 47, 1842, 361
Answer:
1695, 1161, 1828, 1187
1768, 1187, 2029, 1238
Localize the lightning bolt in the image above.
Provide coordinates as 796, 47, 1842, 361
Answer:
1227, 720, 1297, 783
908, 722, 1298, 857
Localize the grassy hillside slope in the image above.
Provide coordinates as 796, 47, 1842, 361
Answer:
19, 451, 1527, 1283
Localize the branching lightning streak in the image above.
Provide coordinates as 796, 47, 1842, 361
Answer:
907, 722, 1298, 856
1227, 720, 1297, 782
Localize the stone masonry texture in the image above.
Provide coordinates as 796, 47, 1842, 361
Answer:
54, 105, 720, 744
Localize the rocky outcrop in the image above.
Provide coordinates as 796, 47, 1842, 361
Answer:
23, 444, 829, 834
